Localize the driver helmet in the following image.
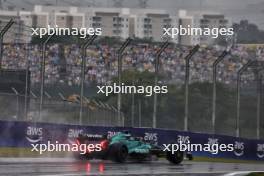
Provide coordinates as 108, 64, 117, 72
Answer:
122, 130, 131, 137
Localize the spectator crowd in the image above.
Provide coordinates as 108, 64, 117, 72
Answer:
2, 43, 264, 86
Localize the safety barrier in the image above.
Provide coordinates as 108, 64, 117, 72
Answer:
0, 120, 263, 161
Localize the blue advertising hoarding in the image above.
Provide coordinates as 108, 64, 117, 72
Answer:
0, 120, 263, 161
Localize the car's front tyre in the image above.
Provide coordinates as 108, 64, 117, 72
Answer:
166, 150, 184, 164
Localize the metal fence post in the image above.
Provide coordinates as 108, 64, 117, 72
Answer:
212, 50, 229, 133
256, 71, 262, 139
184, 45, 200, 131
111, 105, 118, 126
24, 44, 30, 120
117, 38, 131, 126
131, 78, 135, 127
138, 98, 142, 127
254, 63, 264, 139
259, 72, 264, 139
236, 60, 253, 137
11, 87, 19, 119
79, 35, 97, 125
152, 41, 169, 128
39, 35, 54, 122
0, 19, 14, 69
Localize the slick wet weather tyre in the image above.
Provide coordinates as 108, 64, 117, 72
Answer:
110, 143, 128, 163
166, 150, 184, 164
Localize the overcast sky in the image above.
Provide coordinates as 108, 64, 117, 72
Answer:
3, 0, 264, 29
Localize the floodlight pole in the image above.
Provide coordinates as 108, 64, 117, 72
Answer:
39, 34, 54, 121
0, 19, 14, 69
117, 38, 131, 126
79, 35, 97, 125
184, 45, 200, 131
152, 41, 169, 128
236, 60, 253, 137
212, 50, 229, 133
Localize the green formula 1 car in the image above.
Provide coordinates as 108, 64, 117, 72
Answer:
74, 131, 187, 164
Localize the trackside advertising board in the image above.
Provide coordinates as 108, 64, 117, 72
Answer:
0, 120, 263, 161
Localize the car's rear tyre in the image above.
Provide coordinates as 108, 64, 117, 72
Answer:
166, 150, 184, 164
186, 152, 193, 160
110, 143, 128, 163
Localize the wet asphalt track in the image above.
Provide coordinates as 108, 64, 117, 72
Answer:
0, 158, 263, 176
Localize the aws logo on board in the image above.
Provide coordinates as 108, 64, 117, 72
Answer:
207, 138, 219, 154
257, 144, 264, 158
107, 131, 119, 139
233, 141, 244, 157
68, 129, 84, 138
177, 135, 190, 144
25, 126, 43, 143
144, 133, 158, 144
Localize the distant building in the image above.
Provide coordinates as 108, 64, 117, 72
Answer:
178, 10, 230, 46
131, 9, 178, 42
31, 5, 49, 27
199, 14, 229, 45
0, 6, 229, 45
178, 10, 200, 46
85, 8, 130, 39
1, 5, 178, 43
